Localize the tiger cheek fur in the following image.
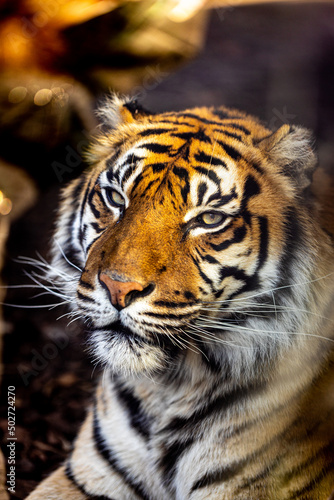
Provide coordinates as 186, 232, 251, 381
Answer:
27, 96, 334, 500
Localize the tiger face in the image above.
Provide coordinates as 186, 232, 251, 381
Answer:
51, 96, 317, 377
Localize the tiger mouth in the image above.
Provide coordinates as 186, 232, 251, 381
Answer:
105, 319, 136, 337
92, 319, 174, 350
97, 319, 157, 346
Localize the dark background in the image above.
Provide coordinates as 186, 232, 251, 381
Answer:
1, 3, 334, 498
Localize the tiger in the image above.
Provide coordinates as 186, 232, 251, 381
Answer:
26, 95, 334, 500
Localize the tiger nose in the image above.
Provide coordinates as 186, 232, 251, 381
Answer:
99, 274, 144, 310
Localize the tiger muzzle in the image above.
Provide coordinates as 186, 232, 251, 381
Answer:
99, 274, 154, 310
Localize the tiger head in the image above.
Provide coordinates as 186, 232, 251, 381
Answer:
50, 96, 319, 379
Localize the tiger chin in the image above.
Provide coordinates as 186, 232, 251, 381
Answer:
27, 96, 334, 500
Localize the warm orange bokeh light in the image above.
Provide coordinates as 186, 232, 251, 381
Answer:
0, 191, 13, 216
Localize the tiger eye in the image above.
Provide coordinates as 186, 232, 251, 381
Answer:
106, 189, 125, 207
201, 212, 224, 226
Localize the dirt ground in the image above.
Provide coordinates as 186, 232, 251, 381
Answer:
1, 3, 334, 498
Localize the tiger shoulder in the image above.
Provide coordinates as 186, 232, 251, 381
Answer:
27, 96, 334, 500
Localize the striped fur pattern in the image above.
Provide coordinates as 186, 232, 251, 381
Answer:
27, 96, 334, 499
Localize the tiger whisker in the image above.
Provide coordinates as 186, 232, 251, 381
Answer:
186, 323, 248, 349
0, 300, 70, 309
202, 304, 334, 323
195, 318, 334, 343
57, 310, 82, 321
54, 239, 83, 273
211, 272, 334, 306
17, 254, 73, 278
24, 271, 74, 302
271, 291, 278, 323
175, 327, 211, 359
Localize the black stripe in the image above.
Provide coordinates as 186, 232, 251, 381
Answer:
131, 172, 144, 192
159, 118, 196, 127
213, 126, 245, 140
194, 151, 227, 169
66, 208, 80, 249
79, 178, 93, 244
190, 461, 246, 493
154, 300, 197, 308
139, 127, 174, 137
194, 166, 222, 190
211, 109, 231, 120
90, 222, 106, 234
68, 175, 87, 201
210, 224, 247, 252
95, 188, 106, 205
173, 166, 190, 204
209, 187, 237, 206
145, 310, 197, 320
62, 243, 83, 271
79, 223, 88, 247
171, 142, 190, 162
65, 461, 115, 500
191, 129, 212, 143
191, 255, 215, 289
281, 442, 334, 491
123, 100, 151, 117
170, 129, 212, 143
161, 382, 260, 438
113, 380, 152, 439
249, 160, 265, 174
146, 162, 166, 173
242, 175, 261, 210
86, 233, 104, 254
159, 437, 194, 486
190, 415, 310, 494
205, 192, 221, 203
194, 340, 231, 374
214, 263, 260, 300
141, 178, 159, 197
197, 182, 208, 206
288, 460, 334, 500
221, 123, 251, 135
80, 280, 94, 290
202, 254, 220, 264
170, 131, 195, 141
88, 189, 100, 217
120, 161, 139, 186
167, 179, 176, 198
219, 265, 249, 283
93, 408, 150, 500
256, 216, 269, 271
77, 290, 94, 303
220, 130, 243, 141
216, 140, 242, 162
236, 461, 275, 492
141, 142, 171, 154
275, 207, 302, 300
175, 112, 227, 126
106, 148, 122, 179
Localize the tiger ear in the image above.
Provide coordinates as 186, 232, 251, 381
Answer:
258, 124, 317, 190
97, 94, 152, 128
